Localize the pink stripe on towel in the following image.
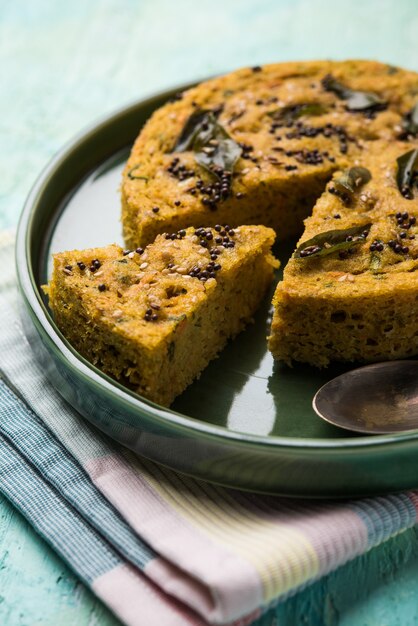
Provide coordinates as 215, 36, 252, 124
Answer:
93, 563, 206, 626
86, 454, 263, 624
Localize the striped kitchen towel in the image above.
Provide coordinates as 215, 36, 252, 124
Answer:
1, 228, 417, 626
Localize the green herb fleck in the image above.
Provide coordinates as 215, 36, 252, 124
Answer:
167, 342, 175, 361
118, 275, 132, 285
396, 148, 418, 199
369, 253, 382, 272
127, 165, 148, 181
167, 313, 187, 323
294, 223, 372, 260
322, 74, 386, 113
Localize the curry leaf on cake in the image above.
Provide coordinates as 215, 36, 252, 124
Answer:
396, 148, 418, 199
173, 110, 242, 178
294, 223, 372, 259
321, 74, 386, 113
329, 166, 372, 205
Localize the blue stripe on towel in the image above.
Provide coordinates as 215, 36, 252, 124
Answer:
348, 494, 417, 546
0, 379, 155, 570
0, 433, 122, 583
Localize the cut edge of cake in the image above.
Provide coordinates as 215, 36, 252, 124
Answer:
46, 225, 278, 406
268, 140, 418, 367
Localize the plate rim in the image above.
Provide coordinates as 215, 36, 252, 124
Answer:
15, 82, 418, 454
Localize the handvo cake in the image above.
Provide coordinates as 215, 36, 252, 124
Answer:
46, 226, 277, 405
121, 60, 418, 248
268, 140, 418, 366
46, 59, 418, 405
120, 59, 418, 367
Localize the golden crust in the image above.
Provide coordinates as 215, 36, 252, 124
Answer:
121, 59, 418, 248
50, 60, 418, 378
47, 225, 278, 405
268, 140, 418, 366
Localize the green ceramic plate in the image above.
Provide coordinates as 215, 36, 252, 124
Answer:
16, 84, 418, 497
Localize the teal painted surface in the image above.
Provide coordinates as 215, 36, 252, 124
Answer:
1, 0, 418, 624
0, 494, 117, 626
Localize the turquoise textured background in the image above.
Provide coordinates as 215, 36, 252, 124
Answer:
1, 0, 418, 624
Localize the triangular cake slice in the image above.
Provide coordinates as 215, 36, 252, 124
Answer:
47, 225, 278, 405
269, 140, 418, 366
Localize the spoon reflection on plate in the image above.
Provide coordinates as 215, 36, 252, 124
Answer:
313, 361, 418, 434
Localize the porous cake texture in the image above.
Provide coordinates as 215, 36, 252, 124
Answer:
50, 59, 418, 383
47, 225, 277, 405
269, 141, 418, 366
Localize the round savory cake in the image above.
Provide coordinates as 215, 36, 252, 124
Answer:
120, 59, 418, 368
121, 59, 418, 249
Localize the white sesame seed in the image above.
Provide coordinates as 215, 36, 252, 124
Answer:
338, 274, 355, 282
140, 262, 148, 269
128, 252, 135, 259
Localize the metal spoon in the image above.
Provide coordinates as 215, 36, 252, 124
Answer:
313, 361, 418, 434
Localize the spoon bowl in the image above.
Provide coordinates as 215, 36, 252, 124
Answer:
313, 360, 418, 434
